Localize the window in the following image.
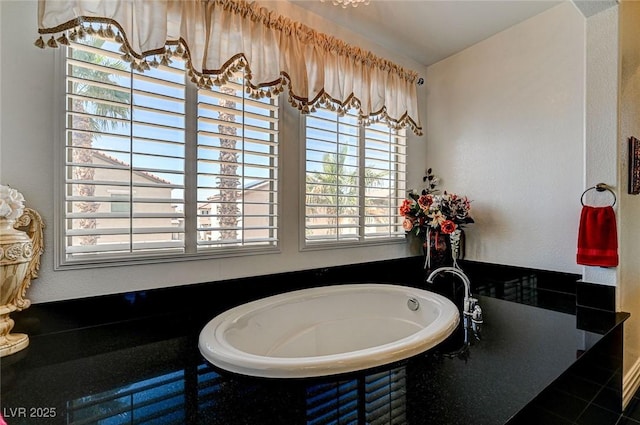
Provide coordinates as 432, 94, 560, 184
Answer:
197, 79, 279, 250
109, 193, 131, 213
61, 31, 278, 266
303, 107, 407, 246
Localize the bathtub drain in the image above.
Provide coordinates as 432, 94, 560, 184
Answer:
407, 297, 420, 311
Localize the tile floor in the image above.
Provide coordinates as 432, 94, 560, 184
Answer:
550, 382, 640, 425
619, 393, 640, 425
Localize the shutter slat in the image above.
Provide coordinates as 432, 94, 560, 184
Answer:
200, 88, 278, 112
198, 115, 278, 135
67, 196, 183, 203
67, 226, 184, 236
199, 102, 278, 124
67, 212, 184, 219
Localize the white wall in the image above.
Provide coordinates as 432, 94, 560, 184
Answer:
584, 6, 619, 286
0, 0, 428, 303
424, 2, 585, 273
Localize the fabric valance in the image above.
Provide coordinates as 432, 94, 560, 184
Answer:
35, 0, 423, 135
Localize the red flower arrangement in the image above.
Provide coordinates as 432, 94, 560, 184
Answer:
399, 169, 474, 239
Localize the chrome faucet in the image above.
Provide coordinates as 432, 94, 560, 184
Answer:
425, 266, 483, 338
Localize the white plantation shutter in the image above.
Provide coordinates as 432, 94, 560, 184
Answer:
65, 35, 186, 261
197, 77, 279, 249
364, 122, 407, 239
305, 108, 360, 242
304, 108, 406, 245
62, 29, 279, 266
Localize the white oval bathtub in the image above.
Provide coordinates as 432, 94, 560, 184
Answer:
198, 283, 460, 378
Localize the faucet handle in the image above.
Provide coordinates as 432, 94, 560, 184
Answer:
464, 297, 479, 315
471, 305, 483, 341
471, 305, 483, 324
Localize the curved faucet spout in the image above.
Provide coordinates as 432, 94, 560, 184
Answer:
425, 266, 483, 338
426, 266, 472, 300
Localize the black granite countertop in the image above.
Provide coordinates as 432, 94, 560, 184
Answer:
0, 259, 630, 425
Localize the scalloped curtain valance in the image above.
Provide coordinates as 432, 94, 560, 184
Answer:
35, 0, 422, 135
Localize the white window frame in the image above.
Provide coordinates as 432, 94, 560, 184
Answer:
299, 108, 407, 251
54, 40, 281, 270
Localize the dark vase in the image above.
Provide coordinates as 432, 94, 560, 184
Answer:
423, 230, 452, 270
423, 229, 465, 271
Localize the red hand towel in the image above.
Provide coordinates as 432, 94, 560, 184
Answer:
576, 205, 618, 267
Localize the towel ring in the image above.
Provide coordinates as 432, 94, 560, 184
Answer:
581, 183, 616, 207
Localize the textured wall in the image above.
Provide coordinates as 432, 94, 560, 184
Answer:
424, 2, 585, 273
584, 6, 619, 287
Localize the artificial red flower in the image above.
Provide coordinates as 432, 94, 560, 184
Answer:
418, 194, 433, 210
399, 199, 413, 216
440, 220, 457, 234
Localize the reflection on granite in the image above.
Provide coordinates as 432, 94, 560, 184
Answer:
0, 259, 629, 425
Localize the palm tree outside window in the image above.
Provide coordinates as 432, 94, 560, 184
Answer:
304, 107, 407, 246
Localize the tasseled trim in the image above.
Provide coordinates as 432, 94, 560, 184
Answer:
35, 21, 423, 136
57, 33, 70, 46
